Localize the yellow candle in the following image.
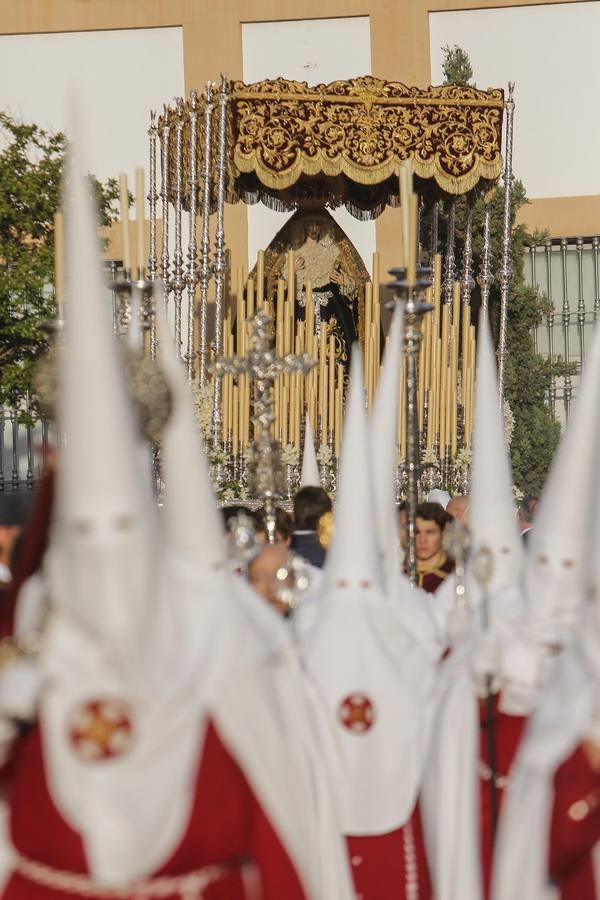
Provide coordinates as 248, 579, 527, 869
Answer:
328, 335, 335, 436
135, 167, 145, 277
319, 327, 327, 445
407, 191, 418, 287
286, 250, 295, 303
236, 266, 245, 355
426, 388, 434, 450
232, 385, 239, 456
372, 252, 380, 298
276, 280, 285, 355
256, 250, 265, 309
305, 281, 315, 357
246, 277, 255, 320
118, 173, 132, 274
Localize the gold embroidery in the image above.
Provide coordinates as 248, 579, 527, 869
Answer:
160, 77, 504, 209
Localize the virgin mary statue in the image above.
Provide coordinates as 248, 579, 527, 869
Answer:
252, 207, 370, 370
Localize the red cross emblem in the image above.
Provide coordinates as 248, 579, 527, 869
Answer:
338, 693, 375, 734
68, 698, 134, 762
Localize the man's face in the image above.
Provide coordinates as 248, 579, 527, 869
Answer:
248, 544, 291, 614
398, 509, 408, 550
415, 517, 443, 562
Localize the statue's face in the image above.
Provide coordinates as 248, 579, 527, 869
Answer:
305, 220, 321, 241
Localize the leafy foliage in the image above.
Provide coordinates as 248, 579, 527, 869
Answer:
441, 44, 474, 86
0, 112, 120, 411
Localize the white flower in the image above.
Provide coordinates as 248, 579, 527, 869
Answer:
503, 399, 515, 448
421, 447, 439, 466
317, 445, 333, 467
513, 484, 524, 503
455, 446, 472, 468
190, 380, 214, 440
280, 443, 300, 466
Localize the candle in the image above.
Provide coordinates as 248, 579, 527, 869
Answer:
276, 280, 285, 355
328, 335, 335, 437
407, 191, 418, 287
246, 277, 255, 320
53, 211, 64, 318
118, 174, 132, 274
319, 327, 327, 445
236, 266, 244, 355
373, 286, 381, 392
232, 385, 239, 456
286, 250, 295, 304
135, 167, 145, 277
256, 250, 265, 308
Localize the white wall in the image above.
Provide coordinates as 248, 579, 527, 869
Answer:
242, 16, 377, 272
429, 3, 600, 199
0, 27, 184, 205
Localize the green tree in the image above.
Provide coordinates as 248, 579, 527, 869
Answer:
440, 47, 562, 494
441, 44, 474, 86
0, 112, 120, 412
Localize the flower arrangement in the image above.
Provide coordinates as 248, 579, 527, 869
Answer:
191, 380, 214, 440
280, 443, 300, 466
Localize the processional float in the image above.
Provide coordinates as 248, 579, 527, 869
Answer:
133, 75, 515, 507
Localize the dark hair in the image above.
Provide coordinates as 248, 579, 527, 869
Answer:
396, 500, 407, 514
416, 502, 451, 531
254, 507, 293, 541
519, 496, 539, 524
293, 486, 332, 531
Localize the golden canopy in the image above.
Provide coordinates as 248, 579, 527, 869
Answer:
160, 76, 505, 218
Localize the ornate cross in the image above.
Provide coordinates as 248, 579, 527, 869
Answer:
214, 310, 315, 541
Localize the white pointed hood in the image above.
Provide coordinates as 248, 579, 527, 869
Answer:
323, 349, 383, 596
155, 290, 226, 570
304, 348, 437, 839
47, 127, 155, 643
370, 304, 403, 592
301, 416, 321, 487
467, 310, 523, 614
524, 324, 600, 645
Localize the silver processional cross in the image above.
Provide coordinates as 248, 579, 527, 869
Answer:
214, 310, 315, 543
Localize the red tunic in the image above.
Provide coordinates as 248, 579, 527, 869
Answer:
478, 696, 527, 898
550, 744, 600, 900
345, 803, 432, 900
2, 718, 306, 900
415, 554, 455, 595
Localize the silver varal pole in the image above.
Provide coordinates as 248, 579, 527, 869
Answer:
147, 111, 159, 358
460, 197, 474, 307
198, 82, 215, 388
576, 236, 585, 364
545, 239, 556, 415
186, 90, 200, 381
159, 105, 171, 304
388, 267, 432, 585
211, 75, 230, 448
560, 237, 572, 418
497, 82, 515, 401
172, 98, 186, 355
443, 199, 457, 311
478, 200, 493, 317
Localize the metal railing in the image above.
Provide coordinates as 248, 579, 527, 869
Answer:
524, 237, 600, 424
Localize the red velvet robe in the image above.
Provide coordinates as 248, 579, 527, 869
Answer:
550, 744, 600, 900
345, 803, 432, 900
1, 718, 306, 900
